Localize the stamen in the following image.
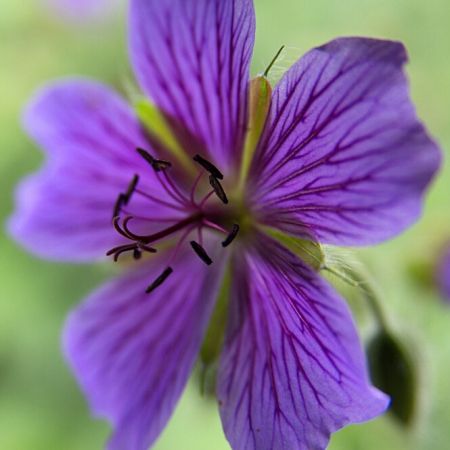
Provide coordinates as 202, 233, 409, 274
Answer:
190, 240, 213, 265
146, 267, 173, 293
136, 147, 172, 171
167, 223, 197, 264
112, 193, 127, 219
136, 147, 155, 165
153, 159, 172, 171
106, 243, 136, 258
138, 243, 158, 254
109, 145, 235, 284
124, 174, 139, 201
112, 175, 140, 219
136, 151, 188, 207
160, 170, 190, 204
193, 154, 224, 180
222, 224, 240, 247
113, 247, 135, 262
113, 216, 133, 239
134, 188, 187, 211
209, 175, 228, 204
190, 172, 203, 204
122, 216, 143, 240
118, 214, 202, 244
106, 241, 157, 262
197, 226, 204, 247
199, 190, 215, 209
203, 219, 228, 233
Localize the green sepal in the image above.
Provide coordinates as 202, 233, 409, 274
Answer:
238, 76, 272, 189
198, 267, 231, 396
200, 269, 230, 364
367, 331, 418, 426
134, 99, 196, 175
262, 226, 325, 271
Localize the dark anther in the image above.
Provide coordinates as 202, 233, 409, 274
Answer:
112, 193, 127, 219
190, 240, 213, 265
106, 241, 156, 262
124, 174, 139, 201
133, 248, 142, 260
136, 147, 155, 164
113, 216, 133, 239
136, 147, 171, 171
146, 267, 173, 293
153, 160, 172, 171
209, 175, 228, 204
112, 174, 139, 219
193, 154, 224, 180
222, 224, 240, 247
106, 243, 136, 261
138, 243, 159, 254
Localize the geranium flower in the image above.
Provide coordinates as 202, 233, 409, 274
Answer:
10, 0, 441, 449
436, 245, 450, 301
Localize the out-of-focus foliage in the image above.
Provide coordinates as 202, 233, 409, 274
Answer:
0, 1, 449, 449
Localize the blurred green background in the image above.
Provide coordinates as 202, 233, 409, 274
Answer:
1, 0, 449, 449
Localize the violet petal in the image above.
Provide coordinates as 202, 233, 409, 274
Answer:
9, 79, 179, 261
250, 38, 441, 246
129, 0, 255, 171
218, 236, 388, 450
64, 247, 226, 450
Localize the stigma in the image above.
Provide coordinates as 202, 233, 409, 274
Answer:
107, 149, 239, 293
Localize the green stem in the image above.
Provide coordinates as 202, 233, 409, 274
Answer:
323, 264, 389, 333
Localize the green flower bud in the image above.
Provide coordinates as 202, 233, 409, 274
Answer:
367, 331, 418, 426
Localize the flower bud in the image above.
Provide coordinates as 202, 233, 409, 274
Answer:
367, 331, 417, 426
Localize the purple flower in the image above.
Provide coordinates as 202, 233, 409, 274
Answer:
10, 1, 441, 449
436, 245, 450, 301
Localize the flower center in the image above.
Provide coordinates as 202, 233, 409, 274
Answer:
107, 148, 242, 292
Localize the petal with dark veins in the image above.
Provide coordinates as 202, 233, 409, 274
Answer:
250, 38, 441, 246
64, 246, 226, 450
218, 236, 388, 450
129, 0, 255, 171
9, 79, 182, 261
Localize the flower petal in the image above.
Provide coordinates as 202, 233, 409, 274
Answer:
64, 246, 226, 450
9, 79, 178, 261
129, 0, 255, 171
218, 236, 388, 450
250, 38, 441, 245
